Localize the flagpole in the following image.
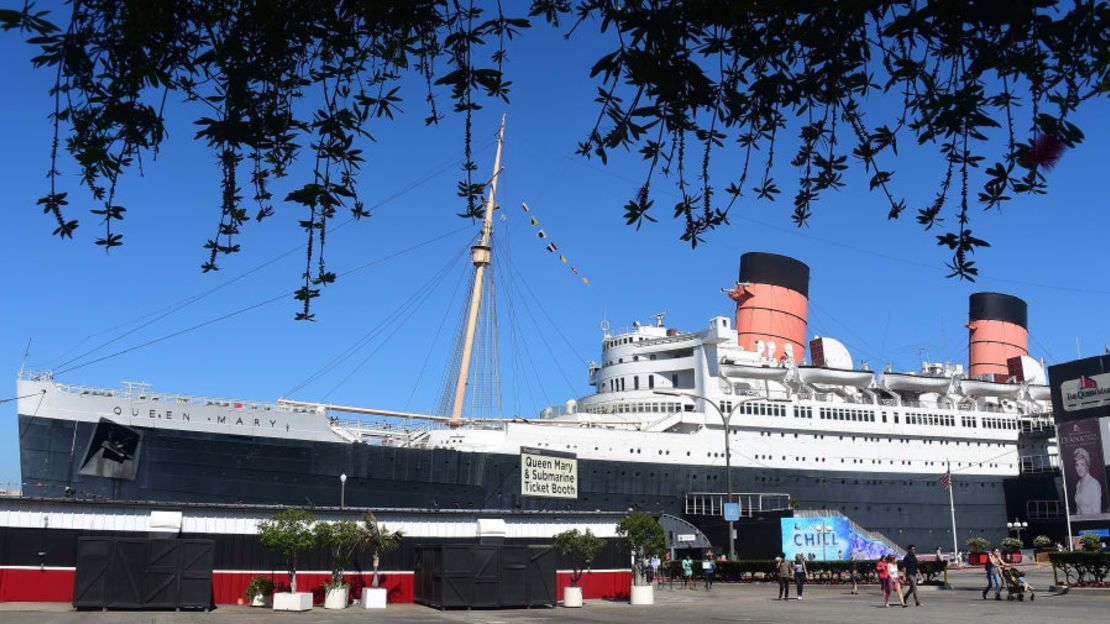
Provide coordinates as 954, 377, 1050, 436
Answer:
1055, 423, 1076, 551
947, 461, 958, 562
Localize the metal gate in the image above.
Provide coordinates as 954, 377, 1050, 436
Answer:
414, 544, 556, 609
73, 538, 213, 610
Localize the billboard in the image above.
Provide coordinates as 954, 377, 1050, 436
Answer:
1059, 418, 1110, 521
780, 517, 893, 561
520, 447, 578, 499
1049, 354, 1110, 424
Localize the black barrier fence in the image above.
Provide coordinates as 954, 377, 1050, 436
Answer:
72, 538, 213, 610
414, 544, 556, 609
0, 526, 628, 572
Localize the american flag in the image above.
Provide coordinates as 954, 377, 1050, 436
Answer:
939, 469, 952, 491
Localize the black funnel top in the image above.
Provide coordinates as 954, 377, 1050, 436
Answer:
969, 292, 1027, 328
738, 252, 810, 297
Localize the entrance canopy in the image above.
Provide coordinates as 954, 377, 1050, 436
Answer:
659, 513, 713, 551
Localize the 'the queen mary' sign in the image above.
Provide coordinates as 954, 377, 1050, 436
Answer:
1050, 355, 1110, 424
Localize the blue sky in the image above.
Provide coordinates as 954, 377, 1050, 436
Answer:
2, 11, 1108, 487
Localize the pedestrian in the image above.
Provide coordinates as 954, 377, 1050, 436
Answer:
884, 554, 905, 607
775, 553, 792, 600
793, 554, 808, 599
849, 559, 859, 595
703, 555, 715, 590
956, 550, 964, 567
681, 554, 694, 590
982, 548, 1003, 600
902, 545, 922, 606
935, 546, 943, 562
650, 554, 661, 585
877, 554, 889, 602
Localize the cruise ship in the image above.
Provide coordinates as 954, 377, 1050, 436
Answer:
13, 124, 1060, 550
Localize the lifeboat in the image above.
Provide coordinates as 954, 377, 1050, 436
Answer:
1027, 384, 1051, 401
959, 379, 1023, 398
797, 366, 874, 388
880, 372, 952, 394
719, 359, 790, 381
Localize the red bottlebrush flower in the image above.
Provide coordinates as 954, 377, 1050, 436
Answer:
1025, 134, 1067, 170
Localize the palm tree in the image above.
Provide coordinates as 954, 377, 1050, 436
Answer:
361, 511, 403, 589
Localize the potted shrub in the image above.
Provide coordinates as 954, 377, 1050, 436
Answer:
1033, 535, 1055, 551
1001, 537, 1023, 563
966, 537, 989, 566
244, 576, 275, 607
554, 528, 606, 608
1032, 535, 1055, 563
314, 519, 363, 609
359, 511, 403, 609
616, 511, 665, 606
258, 508, 317, 611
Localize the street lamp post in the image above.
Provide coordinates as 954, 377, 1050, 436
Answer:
340, 473, 347, 509
1007, 518, 1028, 544
655, 389, 782, 561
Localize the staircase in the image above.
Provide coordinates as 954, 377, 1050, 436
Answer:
793, 509, 905, 557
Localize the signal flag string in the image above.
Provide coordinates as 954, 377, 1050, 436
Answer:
519, 202, 590, 286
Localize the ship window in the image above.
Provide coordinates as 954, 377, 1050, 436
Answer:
671, 374, 679, 387
648, 376, 655, 389
634, 376, 640, 390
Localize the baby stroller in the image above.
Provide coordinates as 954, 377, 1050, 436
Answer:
1002, 567, 1034, 601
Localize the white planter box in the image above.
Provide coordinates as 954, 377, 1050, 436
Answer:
563, 586, 583, 608
273, 592, 313, 611
629, 584, 654, 605
361, 587, 388, 609
249, 593, 272, 608
324, 587, 349, 609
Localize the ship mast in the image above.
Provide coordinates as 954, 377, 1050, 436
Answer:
450, 115, 506, 426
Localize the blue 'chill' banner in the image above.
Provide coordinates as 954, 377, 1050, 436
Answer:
780, 517, 891, 560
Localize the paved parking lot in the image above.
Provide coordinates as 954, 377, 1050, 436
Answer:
1, 566, 1104, 624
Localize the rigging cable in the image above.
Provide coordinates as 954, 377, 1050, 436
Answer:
494, 250, 549, 412
282, 239, 474, 399
56, 226, 474, 376
499, 248, 579, 396
434, 269, 477, 416
319, 246, 473, 401
0, 391, 45, 405
504, 254, 590, 366
403, 255, 469, 412
42, 141, 494, 371
500, 215, 528, 416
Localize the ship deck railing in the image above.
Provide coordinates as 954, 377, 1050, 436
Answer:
1026, 499, 1065, 520
1019, 454, 1059, 474
331, 417, 443, 443
684, 492, 792, 517
19, 370, 321, 415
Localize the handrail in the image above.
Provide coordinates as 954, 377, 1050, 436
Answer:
794, 509, 905, 556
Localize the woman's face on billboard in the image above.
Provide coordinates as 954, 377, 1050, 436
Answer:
1076, 456, 1090, 478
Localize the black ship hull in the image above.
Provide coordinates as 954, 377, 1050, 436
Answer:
18, 415, 1011, 547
